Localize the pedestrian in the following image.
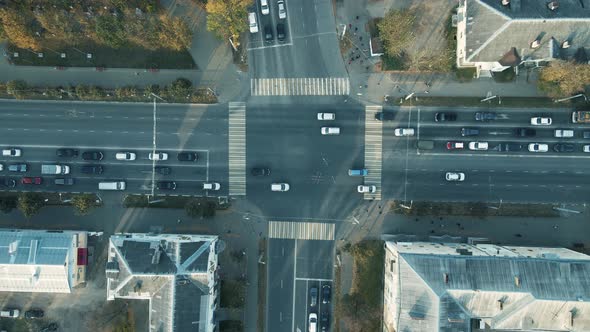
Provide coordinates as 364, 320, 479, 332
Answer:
356, 55, 360, 59
359, 36, 363, 41
354, 27, 358, 32
356, 15, 359, 20
349, 23, 352, 28
424, 90, 430, 94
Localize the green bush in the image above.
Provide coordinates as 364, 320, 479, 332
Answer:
0, 197, 17, 213
6, 80, 28, 99
17, 192, 44, 218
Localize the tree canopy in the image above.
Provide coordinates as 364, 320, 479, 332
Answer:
206, 0, 250, 46
377, 9, 417, 58
538, 60, 590, 97
17, 193, 44, 218
71, 194, 97, 215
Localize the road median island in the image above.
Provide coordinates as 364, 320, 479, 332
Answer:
388, 96, 587, 108
390, 201, 560, 218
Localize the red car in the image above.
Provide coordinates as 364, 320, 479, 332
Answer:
446, 142, 465, 150
22, 177, 42, 185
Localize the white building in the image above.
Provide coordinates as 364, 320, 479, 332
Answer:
0, 228, 88, 293
456, 0, 590, 77
106, 233, 219, 332
383, 239, 590, 331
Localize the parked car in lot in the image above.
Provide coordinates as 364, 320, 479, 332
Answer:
8, 164, 27, 172
554, 143, 575, 152
475, 112, 497, 121
248, 12, 258, 33
264, 25, 273, 43
276, 23, 286, 42
82, 150, 104, 161
499, 143, 523, 152
317, 113, 335, 120
461, 128, 479, 137
515, 128, 536, 137
394, 128, 415, 137
260, 0, 269, 15
251, 167, 271, 176
320, 312, 329, 332
321, 127, 340, 135
528, 143, 548, 152
2, 178, 16, 188
277, 0, 286, 19
2, 148, 21, 157
21, 177, 42, 185
149, 152, 168, 161
434, 112, 456, 122
177, 152, 198, 162
309, 287, 318, 306
531, 116, 552, 126
468, 142, 488, 150
56, 148, 79, 158
157, 181, 177, 190
203, 183, 221, 190
445, 172, 465, 182
81, 165, 104, 174
446, 142, 464, 150
322, 284, 331, 304
24, 309, 44, 319
375, 111, 395, 121
554, 129, 574, 138
54, 178, 74, 185
155, 166, 171, 175
357, 185, 376, 193
116, 152, 136, 161
271, 183, 290, 192
309, 313, 318, 332
0, 308, 20, 318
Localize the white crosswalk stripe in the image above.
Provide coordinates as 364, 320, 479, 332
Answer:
364, 105, 383, 200
251, 77, 350, 96
228, 102, 246, 196
268, 221, 335, 240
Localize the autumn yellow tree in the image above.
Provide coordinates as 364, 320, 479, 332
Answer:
0, 8, 41, 50
158, 15, 192, 51
539, 61, 590, 97
206, 0, 249, 46
377, 8, 417, 57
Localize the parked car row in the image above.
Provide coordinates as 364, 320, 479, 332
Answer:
445, 141, 589, 153
0, 307, 44, 319
249, 0, 288, 43
308, 285, 331, 332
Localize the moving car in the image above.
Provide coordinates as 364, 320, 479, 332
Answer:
155, 166, 171, 175
0, 309, 19, 318
515, 128, 536, 137
56, 148, 79, 157
54, 178, 74, 185
322, 284, 331, 304
21, 177, 42, 185
82, 151, 104, 161
203, 182, 221, 190
81, 165, 104, 174
278, 0, 286, 19
375, 111, 395, 121
2, 178, 16, 188
461, 128, 479, 137
584, 145, 590, 153
277, 23, 286, 42
530, 116, 552, 126
309, 313, 318, 332
8, 164, 27, 172
149, 152, 168, 161
178, 152, 198, 162
2, 148, 21, 157
445, 172, 465, 182
434, 112, 457, 122
157, 181, 177, 190
554, 129, 574, 138
394, 128, 415, 137
446, 142, 464, 150
554, 143, 575, 152
317, 113, 335, 120
116, 152, 136, 161
357, 185, 376, 193
348, 169, 367, 176
271, 183, 290, 192
248, 12, 258, 33
251, 167, 271, 176
475, 112, 497, 121
24, 309, 44, 319
98, 181, 125, 191
499, 143, 523, 152
468, 142, 488, 150
260, 0, 269, 15
321, 127, 340, 135
528, 143, 548, 152
309, 287, 318, 306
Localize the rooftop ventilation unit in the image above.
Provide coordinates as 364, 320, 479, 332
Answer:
531, 40, 541, 49
444, 273, 449, 284
562, 40, 570, 49
514, 276, 521, 287
548, 1, 559, 10
501, 0, 510, 5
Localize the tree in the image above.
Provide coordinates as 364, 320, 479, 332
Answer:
167, 78, 193, 98
158, 15, 192, 51
95, 15, 126, 48
71, 194, 96, 215
17, 193, 44, 218
377, 8, 417, 57
0, 8, 41, 50
206, 0, 250, 46
185, 199, 204, 218
538, 60, 590, 97
0, 197, 17, 213
6, 80, 28, 99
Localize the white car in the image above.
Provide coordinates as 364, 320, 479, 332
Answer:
0, 163, 3, 171
394, 128, 415, 137
317, 112, 335, 120
357, 185, 376, 193
116, 152, 136, 161
2, 148, 21, 157
271, 183, 290, 192
530, 117, 552, 126
308, 313, 317, 332
0, 309, 19, 318
468, 142, 488, 150
584, 145, 590, 153
203, 183, 221, 191
445, 172, 465, 182
528, 143, 548, 152
260, 0, 270, 15
248, 12, 259, 33
321, 127, 340, 135
148, 152, 168, 161
278, 0, 286, 19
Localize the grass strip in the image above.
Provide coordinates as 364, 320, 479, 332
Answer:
389, 96, 588, 108
390, 201, 560, 217
257, 238, 267, 332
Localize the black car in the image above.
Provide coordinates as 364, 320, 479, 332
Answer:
251, 167, 271, 176
81, 165, 103, 174
309, 287, 318, 307
40, 323, 58, 332
461, 128, 479, 137
177, 152, 198, 162
157, 181, 177, 190
155, 166, 171, 175
475, 112, 497, 121
24, 309, 44, 319
277, 23, 286, 42
321, 312, 330, 332
82, 151, 104, 161
322, 284, 331, 304
56, 148, 79, 158
375, 111, 395, 121
54, 178, 74, 185
584, 131, 590, 139
264, 25, 273, 43
499, 143, 523, 152
554, 143, 575, 152
515, 128, 536, 137
434, 112, 457, 122
2, 178, 16, 188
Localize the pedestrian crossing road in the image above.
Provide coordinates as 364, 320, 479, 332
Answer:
251, 77, 350, 96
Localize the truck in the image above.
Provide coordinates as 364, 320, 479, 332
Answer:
41, 164, 70, 175
572, 111, 590, 123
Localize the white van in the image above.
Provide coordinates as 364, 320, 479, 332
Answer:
260, 0, 270, 15
248, 12, 258, 33
98, 181, 126, 191
321, 127, 340, 135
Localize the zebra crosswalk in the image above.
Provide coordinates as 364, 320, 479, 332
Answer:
251, 77, 350, 96
268, 221, 335, 240
363, 105, 383, 200
228, 102, 246, 196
